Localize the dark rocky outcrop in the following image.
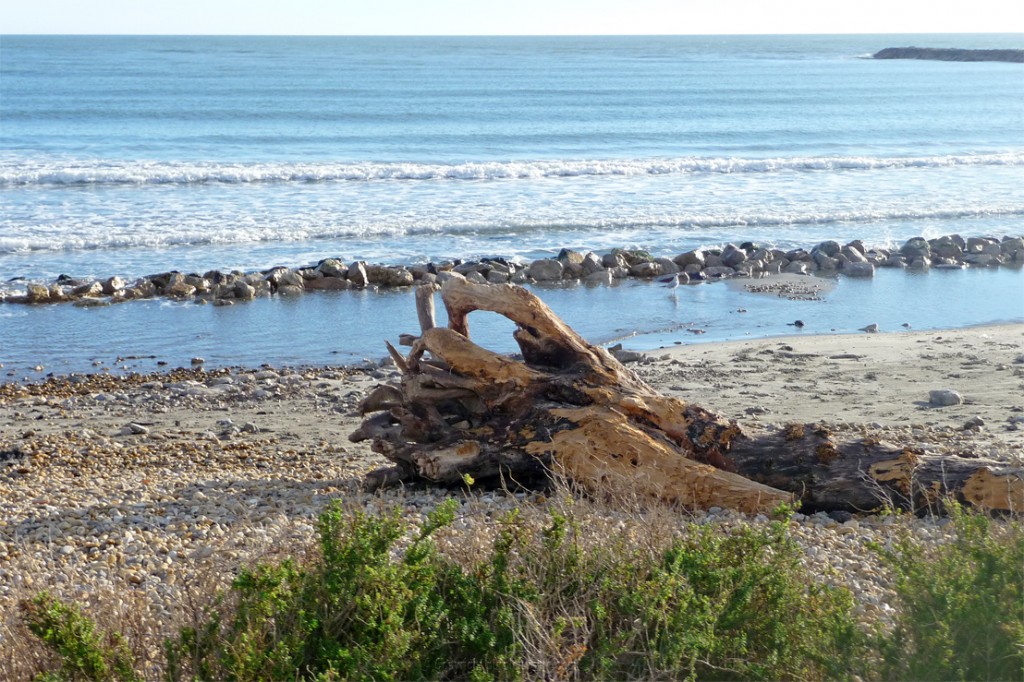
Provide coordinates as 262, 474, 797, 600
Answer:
873, 47, 1024, 64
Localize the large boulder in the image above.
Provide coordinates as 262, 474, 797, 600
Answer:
929, 236, 963, 259
318, 258, 348, 278
900, 237, 931, 260
673, 249, 705, 268
720, 244, 748, 267
528, 259, 564, 282
367, 265, 415, 287
842, 262, 875, 278
102, 276, 126, 295
25, 283, 50, 303
813, 240, 841, 258
629, 261, 663, 278
348, 261, 369, 287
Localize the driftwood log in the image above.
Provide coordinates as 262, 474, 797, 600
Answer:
351, 279, 1024, 514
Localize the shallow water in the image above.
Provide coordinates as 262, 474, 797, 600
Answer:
3, 267, 1021, 379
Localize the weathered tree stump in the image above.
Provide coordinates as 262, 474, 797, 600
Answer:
351, 279, 1024, 513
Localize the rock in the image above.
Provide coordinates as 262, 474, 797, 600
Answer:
73, 281, 104, 298
703, 266, 736, 278
629, 261, 662, 278
581, 252, 605, 275
102, 276, 127, 294
435, 271, 466, 285
673, 249, 705, 268
347, 261, 369, 287
556, 249, 585, 267
654, 257, 679, 274
527, 259, 564, 282
908, 257, 931, 271
304, 276, 352, 291
25, 283, 51, 303
122, 423, 150, 435
453, 261, 484, 276
843, 262, 875, 278
860, 323, 879, 333
278, 270, 305, 288
1000, 237, 1024, 261
317, 258, 347, 278
485, 269, 510, 284
233, 281, 257, 299
720, 244, 748, 267
191, 357, 205, 366
367, 265, 415, 287
583, 270, 613, 286
611, 248, 652, 266
929, 236, 963, 259
840, 245, 868, 263
814, 240, 841, 258
167, 281, 197, 298
276, 284, 304, 296
813, 252, 839, 270
963, 253, 998, 267
602, 252, 628, 269
900, 237, 931, 260
929, 389, 963, 407
783, 261, 810, 275
962, 416, 985, 430
828, 510, 853, 523
966, 236, 1000, 255
611, 348, 645, 363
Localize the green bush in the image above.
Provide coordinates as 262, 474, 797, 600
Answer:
877, 503, 1024, 681
19, 592, 139, 682
25, 499, 866, 681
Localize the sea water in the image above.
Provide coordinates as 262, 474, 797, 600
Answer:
1, 34, 1022, 375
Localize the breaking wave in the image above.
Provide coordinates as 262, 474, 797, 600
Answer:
3, 152, 1023, 187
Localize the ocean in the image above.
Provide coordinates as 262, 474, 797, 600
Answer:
1, 34, 1023, 375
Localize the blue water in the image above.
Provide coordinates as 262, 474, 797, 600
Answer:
2, 34, 1023, 279
1, 34, 1022, 375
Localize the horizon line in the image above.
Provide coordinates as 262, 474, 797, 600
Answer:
4, 30, 1024, 38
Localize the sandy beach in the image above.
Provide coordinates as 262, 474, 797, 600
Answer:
1, 322, 1022, 675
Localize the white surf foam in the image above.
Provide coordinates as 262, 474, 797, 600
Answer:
2, 205, 1021, 255
2, 152, 1023, 187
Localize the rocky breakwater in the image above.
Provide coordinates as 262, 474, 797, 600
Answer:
2, 234, 1022, 308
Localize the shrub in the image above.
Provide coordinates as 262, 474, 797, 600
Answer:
19, 592, 139, 682
877, 503, 1024, 681
25, 499, 866, 681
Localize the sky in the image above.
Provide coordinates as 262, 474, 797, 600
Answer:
3, 0, 1023, 36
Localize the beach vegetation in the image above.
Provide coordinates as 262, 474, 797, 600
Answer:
874, 501, 1024, 681
15, 497, 1024, 681
19, 592, 139, 682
